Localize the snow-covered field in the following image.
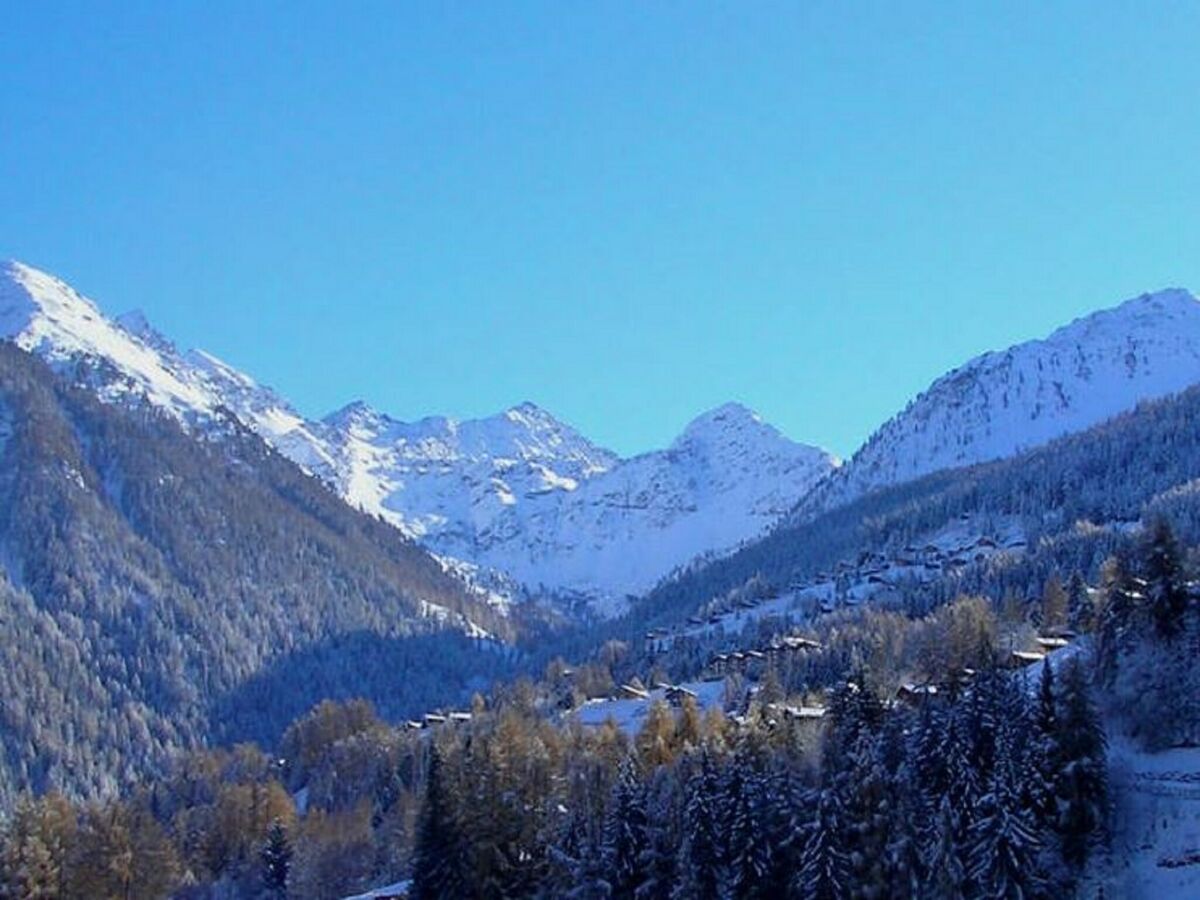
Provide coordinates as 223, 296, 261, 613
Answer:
1095, 740, 1200, 897
571, 679, 728, 733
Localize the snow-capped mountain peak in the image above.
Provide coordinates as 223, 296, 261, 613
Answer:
1, 260, 219, 419
804, 285, 1200, 514
0, 260, 836, 611
0, 260, 337, 474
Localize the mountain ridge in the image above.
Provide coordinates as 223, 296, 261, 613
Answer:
0, 260, 836, 610
798, 285, 1200, 517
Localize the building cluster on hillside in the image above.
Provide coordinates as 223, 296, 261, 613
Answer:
403, 711, 473, 730
705, 633, 822, 679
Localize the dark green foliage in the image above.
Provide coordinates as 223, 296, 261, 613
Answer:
1053, 659, 1108, 870
0, 344, 514, 804
411, 746, 468, 900
259, 817, 292, 897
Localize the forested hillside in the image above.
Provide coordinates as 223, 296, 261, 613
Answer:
12, 518, 1199, 898
623, 383, 1200, 638
0, 345, 516, 806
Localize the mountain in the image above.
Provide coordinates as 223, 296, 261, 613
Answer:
317, 399, 837, 610
0, 343, 515, 804
0, 260, 337, 476
802, 287, 1200, 515
0, 260, 836, 610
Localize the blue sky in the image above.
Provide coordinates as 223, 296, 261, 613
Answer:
3, 2, 1200, 457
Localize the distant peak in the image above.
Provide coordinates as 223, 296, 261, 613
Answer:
508, 400, 545, 415
324, 399, 381, 426
503, 400, 559, 425
678, 402, 765, 437
116, 308, 152, 333
698, 401, 760, 422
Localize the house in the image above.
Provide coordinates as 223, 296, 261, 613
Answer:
896, 683, 939, 706
1035, 636, 1070, 651
1008, 650, 1046, 669
665, 685, 698, 707
619, 682, 649, 700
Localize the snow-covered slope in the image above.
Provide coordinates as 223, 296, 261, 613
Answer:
805, 288, 1200, 513
316, 400, 836, 610
0, 260, 836, 611
0, 260, 337, 475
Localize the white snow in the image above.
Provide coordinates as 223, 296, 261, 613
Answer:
343, 879, 411, 899
1097, 739, 1200, 897
807, 287, 1200, 513
572, 678, 729, 733
313, 399, 836, 613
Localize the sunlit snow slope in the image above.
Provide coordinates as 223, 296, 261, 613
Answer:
804, 288, 1200, 514
0, 260, 836, 610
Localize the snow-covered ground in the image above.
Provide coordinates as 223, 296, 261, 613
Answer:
571, 679, 729, 733
343, 879, 411, 899
805, 287, 1200, 514
1095, 740, 1200, 897
661, 514, 1028, 645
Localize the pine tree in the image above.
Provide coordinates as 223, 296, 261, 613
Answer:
1054, 658, 1108, 871
637, 770, 680, 900
839, 733, 890, 899
411, 746, 469, 900
792, 789, 849, 900
603, 758, 648, 899
1028, 660, 1060, 832
921, 796, 966, 900
671, 750, 724, 900
259, 817, 292, 898
1143, 519, 1188, 640
1066, 572, 1093, 633
966, 743, 1045, 900
723, 747, 774, 899
545, 805, 610, 900
1096, 557, 1138, 685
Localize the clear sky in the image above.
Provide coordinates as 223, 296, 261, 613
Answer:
3, 2, 1200, 457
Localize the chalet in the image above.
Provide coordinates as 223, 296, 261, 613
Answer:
687, 615, 705, 626
665, 685, 698, 707
619, 682, 649, 700
1041, 625, 1078, 641
766, 703, 827, 721
423, 713, 447, 726
896, 683, 939, 706
404, 720, 423, 731
449, 712, 472, 723
1035, 636, 1071, 651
